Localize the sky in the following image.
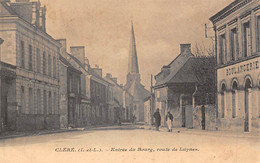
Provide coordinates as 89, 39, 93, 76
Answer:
38, 0, 234, 89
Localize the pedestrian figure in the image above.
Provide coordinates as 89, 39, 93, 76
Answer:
166, 111, 173, 132
153, 108, 161, 131
132, 115, 136, 125
201, 105, 205, 130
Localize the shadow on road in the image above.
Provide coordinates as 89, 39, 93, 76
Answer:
0, 123, 144, 147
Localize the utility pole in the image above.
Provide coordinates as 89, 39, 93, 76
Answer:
150, 74, 153, 125
0, 38, 4, 132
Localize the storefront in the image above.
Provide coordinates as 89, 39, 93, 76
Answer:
210, 0, 260, 132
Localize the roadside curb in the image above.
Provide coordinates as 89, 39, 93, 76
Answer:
136, 125, 259, 139
0, 123, 117, 140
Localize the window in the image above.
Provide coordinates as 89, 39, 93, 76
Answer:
29, 88, 33, 114
230, 28, 238, 61
43, 51, 46, 75
43, 90, 47, 114
36, 48, 41, 73
54, 92, 57, 114
37, 89, 41, 114
48, 91, 52, 114
21, 86, 25, 113
243, 22, 251, 57
29, 45, 33, 71
48, 54, 52, 76
20, 41, 25, 68
53, 56, 56, 78
221, 84, 226, 118
219, 34, 226, 64
257, 16, 260, 52
232, 82, 238, 118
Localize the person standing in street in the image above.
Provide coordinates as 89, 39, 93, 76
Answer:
153, 108, 161, 131
166, 111, 173, 132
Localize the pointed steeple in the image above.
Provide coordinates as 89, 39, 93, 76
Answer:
128, 21, 139, 74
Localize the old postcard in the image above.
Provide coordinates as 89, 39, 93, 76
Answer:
0, 0, 259, 162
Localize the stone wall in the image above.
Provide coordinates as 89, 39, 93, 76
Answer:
193, 105, 217, 131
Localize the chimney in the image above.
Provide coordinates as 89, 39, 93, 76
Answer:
70, 46, 85, 65
56, 39, 67, 55
31, 2, 40, 26
161, 65, 170, 77
39, 6, 46, 32
93, 68, 102, 77
106, 73, 112, 78
180, 44, 191, 53
111, 78, 117, 83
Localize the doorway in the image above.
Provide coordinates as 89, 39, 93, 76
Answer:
244, 79, 252, 132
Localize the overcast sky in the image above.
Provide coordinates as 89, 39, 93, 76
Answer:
39, 0, 233, 89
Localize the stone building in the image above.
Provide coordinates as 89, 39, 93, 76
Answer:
104, 73, 133, 122
124, 22, 150, 122
0, 0, 60, 131
63, 45, 110, 125
154, 44, 216, 128
210, 0, 260, 132
57, 39, 89, 128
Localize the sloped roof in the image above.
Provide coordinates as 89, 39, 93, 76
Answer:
0, 2, 17, 16
68, 53, 110, 85
127, 79, 150, 100
155, 57, 215, 88
59, 54, 82, 74
104, 77, 133, 97
167, 57, 199, 84
155, 50, 194, 86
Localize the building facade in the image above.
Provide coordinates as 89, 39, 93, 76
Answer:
64, 45, 110, 126
154, 44, 216, 128
58, 39, 84, 128
210, 0, 260, 132
105, 73, 133, 122
0, 0, 60, 131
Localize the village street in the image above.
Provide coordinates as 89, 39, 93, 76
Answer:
0, 124, 259, 163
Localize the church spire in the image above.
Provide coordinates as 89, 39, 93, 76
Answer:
128, 21, 139, 74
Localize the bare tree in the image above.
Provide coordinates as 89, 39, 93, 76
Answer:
194, 41, 215, 57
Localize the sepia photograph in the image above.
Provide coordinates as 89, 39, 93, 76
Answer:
0, 0, 259, 162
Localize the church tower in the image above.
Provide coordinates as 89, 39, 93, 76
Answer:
124, 21, 150, 122
125, 21, 141, 88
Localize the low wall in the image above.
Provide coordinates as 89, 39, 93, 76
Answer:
16, 114, 60, 131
